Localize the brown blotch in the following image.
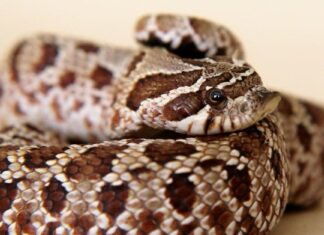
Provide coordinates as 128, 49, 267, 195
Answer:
33, 43, 58, 73
42, 178, 67, 215
163, 92, 204, 121
77, 42, 99, 53
270, 149, 283, 180
51, 98, 63, 121
0, 180, 19, 214
99, 182, 128, 219
165, 173, 196, 214
145, 141, 197, 164
138, 209, 162, 234
297, 124, 312, 152
76, 214, 96, 233
126, 70, 203, 110
209, 203, 234, 233
241, 215, 259, 234
0, 146, 18, 166
225, 165, 251, 202
302, 100, 324, 126
111, 111, 121, 130
43, 222, 60, 234
59, 71, 76, 88
229, 126, 266, 158
278, 96, 294, 116
24, 146, 62, 169
17, 211, 35, 234
10, 41, 26, 82
24, 124, 44, 134
180, 220, 198, 234
125, 52, 145, 77
72, 100, 84, 111
39, 82, 53, 94
90, 65, 113, 88
66, 145, 126, 181
199, 159, 224, 170
261, 187, 273, 216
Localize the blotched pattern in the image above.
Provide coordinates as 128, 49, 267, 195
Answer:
0, 13, 322, 235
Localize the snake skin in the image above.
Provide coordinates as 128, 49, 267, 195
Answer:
0, 14, 322, 234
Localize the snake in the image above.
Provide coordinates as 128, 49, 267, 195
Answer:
0, 14, 323, 235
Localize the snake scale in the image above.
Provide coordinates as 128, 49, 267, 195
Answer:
0, 14, 323, 235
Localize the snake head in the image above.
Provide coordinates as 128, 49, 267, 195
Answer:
127, 51, 280, 135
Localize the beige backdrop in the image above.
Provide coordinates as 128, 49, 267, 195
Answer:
0, 1, 323, 234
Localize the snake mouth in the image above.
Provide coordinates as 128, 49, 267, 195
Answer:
202, 90, 281, 135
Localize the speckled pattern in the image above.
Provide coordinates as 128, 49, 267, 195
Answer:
0, 14, 322, 235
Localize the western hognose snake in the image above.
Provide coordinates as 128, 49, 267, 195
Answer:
0, 14, 322, 235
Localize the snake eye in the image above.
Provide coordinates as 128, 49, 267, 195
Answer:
206, 88, 227, 109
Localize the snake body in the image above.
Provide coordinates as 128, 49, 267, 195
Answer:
0, 14, 323, 234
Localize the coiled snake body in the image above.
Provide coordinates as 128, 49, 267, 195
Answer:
0, 14, 323, 235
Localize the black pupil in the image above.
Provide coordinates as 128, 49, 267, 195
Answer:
210, 90, 224, 102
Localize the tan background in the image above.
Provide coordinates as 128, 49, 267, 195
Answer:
0, 1, 323, 234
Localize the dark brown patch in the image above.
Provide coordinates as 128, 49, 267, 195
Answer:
222, 72, 262, 99
302, 100, 324, 126
241, 215, 259, 234
165, 173, 196, 214
66, 145, 126, 181
297, 124, 312, 152
17, 211, 35, 234
209, 203, 234, 233
90, 65, 113, 88
229, 128, 266, 158
43, 222, 60, 234
74, 215, 96, 234
126, 70, 202, 110
39, 82, 53, 94
0, 180, 19, 214
129, 166, 151, 176
42, 178, 67, 215
111, 111, 121, 130
138, 209, 162, 234
140, 32, 207, 58
0, 146, 18, 167
180, 220, 198, 234
99, 182, 128, 219
163, 92, 203, 121
125, 52, 145, 77
270, 149, 283, 180
278, 96, 294, 116
145, 141, 197, 164
199, 159, 224, 170
261, 187, 273, 216
51, 98, 63, 121
10, 41, 26, 82
72, 100, 84, 111
59, 71, 76, 88
204, 113, 215, 134
77, 42, 99, 53
225, 165, 251, 202
24, 146, 62, 170
33, 43, 58, 73
24, 123, 44, 134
